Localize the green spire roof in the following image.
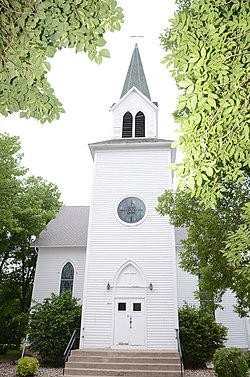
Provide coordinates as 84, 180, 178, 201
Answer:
120, 44, 151, 100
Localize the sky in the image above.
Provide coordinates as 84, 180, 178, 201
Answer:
0, 0, 179, 206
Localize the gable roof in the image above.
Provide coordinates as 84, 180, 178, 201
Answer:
110, 86, 158, 112
120, 44, 151, 100
32, 206, 90, 247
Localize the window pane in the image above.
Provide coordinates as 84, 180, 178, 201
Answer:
61, 262, 74, 279
122, 112, 132, 138
118, 302, 126, 311
133, 303, 141, 311
135, 111, 145, 137
60, 279, 73, 295
60, 262, 74, 295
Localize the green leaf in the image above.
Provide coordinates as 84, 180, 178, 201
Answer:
96, 37, 106, 47
201, 47, 206, 58
190, 95, 197, 111
178, 80, 193, 88
99, 48, 111, 58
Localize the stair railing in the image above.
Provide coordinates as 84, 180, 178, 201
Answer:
175, 328, 184, 377
63, 328, 80, 375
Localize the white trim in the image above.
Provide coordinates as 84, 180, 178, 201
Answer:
89, 140, 173, 160
171, 224, 179, 332
80, 153, 98, 349
110, 87, 159, 112
113, 260, 147, 287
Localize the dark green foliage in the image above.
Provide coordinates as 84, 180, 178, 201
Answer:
179, 305, 227, 368
0, 133, 62, 348
17, 357, 39, 377
157, 180, 250, 316
244, 352, 250, 368
28, 292, 81, 365
0, 344, 8, 355
213, 348, 249, 377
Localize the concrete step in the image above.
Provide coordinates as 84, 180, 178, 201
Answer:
64, 369, 181, 377
64, 349, 182, 377
70, 349, 179, 358
66, 362, 181, 371
68, 356, 179, 364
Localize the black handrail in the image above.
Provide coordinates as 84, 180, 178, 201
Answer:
175, 328, 184, 377
63, 328, 80, 375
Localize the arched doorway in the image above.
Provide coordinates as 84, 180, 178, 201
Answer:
113, 261, 146, 348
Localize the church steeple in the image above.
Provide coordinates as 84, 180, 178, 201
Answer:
120, 44, 151, 100
111, 44, 158, 139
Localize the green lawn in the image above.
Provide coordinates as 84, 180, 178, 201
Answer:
0, 350, 21, 360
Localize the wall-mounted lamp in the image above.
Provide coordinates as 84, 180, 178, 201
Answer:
106, 282, 111, 290
149, 282, 153, 291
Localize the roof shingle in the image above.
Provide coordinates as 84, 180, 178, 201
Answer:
32, 206, 89, 247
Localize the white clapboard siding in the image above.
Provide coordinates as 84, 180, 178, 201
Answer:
215, 290, 250, 349
81, 145, 178, 350
176, 247, 199, 308
177, 251, 249, 349
32, 247, 86, 304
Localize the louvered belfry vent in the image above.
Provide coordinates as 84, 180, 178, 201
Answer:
122, 111, 133, 138
135, 111, 145, 137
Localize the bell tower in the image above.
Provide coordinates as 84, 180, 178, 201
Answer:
110, 44, 159, 139
81, 44, 178, 351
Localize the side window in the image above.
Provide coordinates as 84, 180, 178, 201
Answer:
135, 111, 145, 137
122, 111, 133, 138
60, 262, 74, 295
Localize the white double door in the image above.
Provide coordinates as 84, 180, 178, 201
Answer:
114, 298, 145, 347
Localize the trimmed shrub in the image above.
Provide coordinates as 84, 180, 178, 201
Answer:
245, 352, 250, 368
28, 292, 81, 365
213, 347, 249, 377
179, 304, 227, 368
17, 357, 39, 377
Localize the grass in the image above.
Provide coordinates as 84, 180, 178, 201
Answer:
0, 349, 21, 360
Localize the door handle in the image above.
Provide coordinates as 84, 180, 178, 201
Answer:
130, 316, 132, 329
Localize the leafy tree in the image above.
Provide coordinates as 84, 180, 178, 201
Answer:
179, 305, 227, 369
157, 177, 250, 316
0, 0, 124, 123
28, 292, 81, 364
0, 133, 62, 346
160, 0, 250, 302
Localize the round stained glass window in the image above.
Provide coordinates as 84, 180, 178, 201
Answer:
117, 197, 146, 224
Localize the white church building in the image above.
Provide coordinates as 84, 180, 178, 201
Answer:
32, 45, 250, 352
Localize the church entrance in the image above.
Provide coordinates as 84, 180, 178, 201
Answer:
114, 298, 145, 347
112, 261, 146, 348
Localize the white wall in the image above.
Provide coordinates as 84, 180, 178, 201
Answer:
81, 145, 178, 350
32, 247, 86, 304
176, 247, 199, 308
215, 290, 250, 349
